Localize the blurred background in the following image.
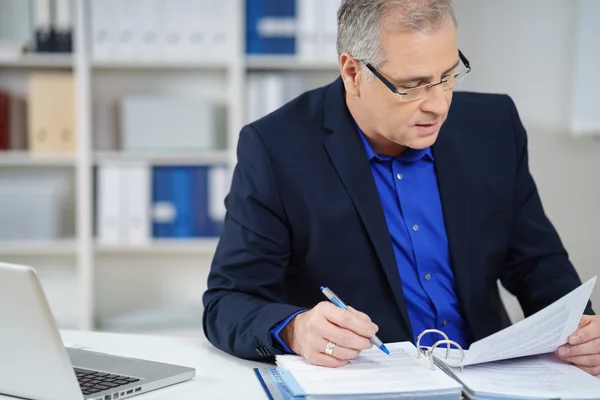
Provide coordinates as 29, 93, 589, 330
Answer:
0, 0, 597, 337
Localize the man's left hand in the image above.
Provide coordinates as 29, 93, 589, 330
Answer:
557, 315, 600, 376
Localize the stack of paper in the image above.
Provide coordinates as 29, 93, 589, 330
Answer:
429, 276, 600, 400
440, 353, 600, 400
256, 342, 463, 399
256, 277, 600, 400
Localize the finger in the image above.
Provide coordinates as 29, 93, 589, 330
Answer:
347, 306, 378, 330
558, 338, 600, 357
321, 303, 377, 338
560, 354, 600, 367
568, 317, 600, 345
321, 322, 373, 351
577, 315, 594, 330
571, 364, 600, 376
315, 337, 361, 361
303, 350, 348, 368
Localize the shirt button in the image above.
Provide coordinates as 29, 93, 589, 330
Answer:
424, 273, 431, 280
442, 320, 448, 326
396, 173, 403, 180
412, 224, 419, 232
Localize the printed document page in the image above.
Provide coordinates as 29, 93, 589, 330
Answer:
441, 276, 596, 368
448, 353, 600, 399
276, 342, 462, 396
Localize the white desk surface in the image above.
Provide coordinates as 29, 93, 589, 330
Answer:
5, 329, 596, 400
1, 330, 273, 400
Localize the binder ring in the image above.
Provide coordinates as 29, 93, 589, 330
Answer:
416, 329, 450, 359
430, 339, 465, 373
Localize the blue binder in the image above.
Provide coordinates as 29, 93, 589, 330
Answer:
192, 166, 217, 237
152, 167, 172, 238
254, 368, 296, 400
246, 0, 297, 54
152, 166, 221, 239
170, 167, 195, 238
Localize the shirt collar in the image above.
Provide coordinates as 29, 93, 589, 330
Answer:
355, 122, 434, 163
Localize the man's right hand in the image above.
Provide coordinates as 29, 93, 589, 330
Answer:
280, 301, 379, 367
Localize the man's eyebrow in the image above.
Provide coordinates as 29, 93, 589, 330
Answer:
395, 59, 461, 84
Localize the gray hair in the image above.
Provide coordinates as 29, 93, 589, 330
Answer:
337, 0, 458, 79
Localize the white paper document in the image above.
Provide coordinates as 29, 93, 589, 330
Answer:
448, 353, 600, 399
442, 276, 597, 368
276, 342, 462, 396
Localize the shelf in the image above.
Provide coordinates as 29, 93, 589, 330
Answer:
0, 151, 76, 167
95, 238, 220, 255
97, 303, 204, 336
98, 327, 205, 338
0, 239, 77, 256
91, 59, 230, 70
245, 55, 340, 71
0, 54, 73, 69
94, 150, 230, 166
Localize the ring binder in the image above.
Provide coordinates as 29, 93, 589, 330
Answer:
430, 339, 465, 372
256, 279, 600, 399
416, 329, 465, 372
416, 329, 450, 359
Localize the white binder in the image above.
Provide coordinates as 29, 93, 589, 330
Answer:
90, 0, 115, 60
297, 0, 319, 61
130, 0, 161, 61
208, 165, 232, 223
122, 163, 151, 244
97, 163, 122, 244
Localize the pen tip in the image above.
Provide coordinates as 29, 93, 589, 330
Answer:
380, 345, 390, 355
320, 286, 325, 291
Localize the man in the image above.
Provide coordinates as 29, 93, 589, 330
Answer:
203, 0, 600, 375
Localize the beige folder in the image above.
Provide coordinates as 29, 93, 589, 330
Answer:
28, 72, 76, 153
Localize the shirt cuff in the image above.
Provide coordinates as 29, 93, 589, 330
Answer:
270, 310, 307, 354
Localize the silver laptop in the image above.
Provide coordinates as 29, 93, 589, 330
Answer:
0, 262, 195, 400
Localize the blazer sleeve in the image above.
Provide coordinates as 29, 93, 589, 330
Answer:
202, 124, 304, 360
499, 95, 594, 317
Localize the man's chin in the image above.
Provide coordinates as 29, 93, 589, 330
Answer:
407, 131, 439, 150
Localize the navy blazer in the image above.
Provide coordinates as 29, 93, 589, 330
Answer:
202, 77, 593, 361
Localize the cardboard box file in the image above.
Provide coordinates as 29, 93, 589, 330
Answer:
28, 72, 76, 153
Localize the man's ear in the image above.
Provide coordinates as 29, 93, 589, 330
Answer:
340, 52, 362, 97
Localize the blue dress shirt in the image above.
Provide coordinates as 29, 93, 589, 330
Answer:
356, 125, 472, 349
270, 125, 473, 353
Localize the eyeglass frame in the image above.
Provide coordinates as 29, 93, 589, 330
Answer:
358, 50, 471, 99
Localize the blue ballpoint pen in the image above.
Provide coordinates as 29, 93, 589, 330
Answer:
320, 286, 390, 355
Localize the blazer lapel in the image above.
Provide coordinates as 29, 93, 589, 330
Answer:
322, 78, 413, 340
432, 118, 473, 323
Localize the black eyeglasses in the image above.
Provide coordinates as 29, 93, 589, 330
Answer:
360, 50, 471, 101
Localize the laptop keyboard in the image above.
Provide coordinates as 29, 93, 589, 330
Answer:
74, 367, 140, 396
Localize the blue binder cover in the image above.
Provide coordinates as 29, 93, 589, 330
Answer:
153, 166, 195, 238
151, 167, 171, 238
246, 0, 296, 54
192, 165, 215, 237
152, 166, 224, 239
254, 368, 300, 400
170, 167, 195, 237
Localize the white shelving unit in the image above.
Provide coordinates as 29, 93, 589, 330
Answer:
0, 150, 76, 166
0, 54, 74, 68
95, 239, 219, 255
245, 55, 339, 71
0, 0, 340, 334
91, 60, 231, 70
0, 239, 78, 256
94, 150, 231, 165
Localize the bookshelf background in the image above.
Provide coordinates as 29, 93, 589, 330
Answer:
0, 0, 598, 336
0, 0, 341, 334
